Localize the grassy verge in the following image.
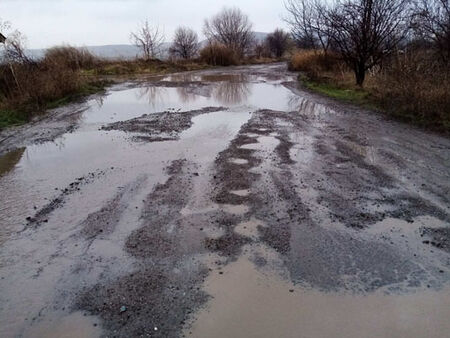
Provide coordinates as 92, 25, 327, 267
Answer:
83, 59, 209, 76
290, 50, 450, 134
0, 60, 210, 130
302, 77, 373, 107
0, 80, 108, 130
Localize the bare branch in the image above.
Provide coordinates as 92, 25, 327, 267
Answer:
203, 7, 254, 57
169, 27, 199, 59
130, 20, 165, 60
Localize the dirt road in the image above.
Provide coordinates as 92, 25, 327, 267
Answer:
0, 64, 449, 337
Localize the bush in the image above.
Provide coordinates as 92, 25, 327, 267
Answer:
43, 46, 100, 70
199, 43, 238, 66
289, 50, 341, 79
374, 51, 450, 131
0, 46, 101, 122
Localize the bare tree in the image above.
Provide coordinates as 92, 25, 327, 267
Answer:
0, 19, 29, 96
203, 7, 254, 56
169, 27, 199, 59
413, 0, 450, 63
284, 0, 331, 51
253, 42, 271, 58
3, 30, 28, 63
130, 20, 165, 60
327, 0, 410, 86
266, 28, 291, 58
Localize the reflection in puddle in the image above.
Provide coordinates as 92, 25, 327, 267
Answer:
0, 147, 25, 177
188, 248, 450, 338
212, 81, 250, 105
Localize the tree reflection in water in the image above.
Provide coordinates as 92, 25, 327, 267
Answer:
136, 85, 168, 109
212, 79, 250, 105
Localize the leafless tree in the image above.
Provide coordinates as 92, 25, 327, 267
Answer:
266, 28, 291, 58
203, 7, 254, 56
1, 19, 28, 63
169, 27, 199, 59
253, 42, 271, 58
3, 30, 28, 63
413, 0, 450, 63
130, 20, 165, 60
327, 0, 410, 86
284, 0, 331, 51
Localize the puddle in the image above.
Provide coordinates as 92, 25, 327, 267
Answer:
221, 204, 250, 215
0, 147, 25, 177
187, 249, 450, 338
24, 312, 101, 338
240, 136, 280, 151
230, 189, 250, 197
229, 158, 249, 165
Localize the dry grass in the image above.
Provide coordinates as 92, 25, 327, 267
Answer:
199, 43, 238, 66
0, 47, 210, 129
373, 51, 450, 130
289, 50, 342, 79
290, 49, 450, 133
0, 47, 107, 128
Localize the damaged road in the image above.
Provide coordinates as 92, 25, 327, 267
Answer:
0, 64, 449, 338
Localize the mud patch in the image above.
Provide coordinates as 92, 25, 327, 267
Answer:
102, 107, 226, 142
26, 169, 109, 227
76, 263, 209, 338
79, 176, 147, 241
421, 227, 450, 253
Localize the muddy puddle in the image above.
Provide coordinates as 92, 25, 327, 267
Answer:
187, 246, 450, 338
0, 64, 449, 338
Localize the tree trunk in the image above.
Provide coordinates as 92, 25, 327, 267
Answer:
355, 62, 366, 87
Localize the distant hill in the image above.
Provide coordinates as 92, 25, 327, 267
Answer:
24, 32, 269, 60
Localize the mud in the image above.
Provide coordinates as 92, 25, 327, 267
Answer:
102, 107, 227, 142
0, 63, 449, 338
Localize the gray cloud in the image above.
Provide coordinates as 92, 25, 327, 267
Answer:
0, 0, 288, 48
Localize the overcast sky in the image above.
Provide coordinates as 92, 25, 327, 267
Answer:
0, 0, 289, 49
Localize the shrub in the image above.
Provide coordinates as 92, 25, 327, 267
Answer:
43, 46, 100, 70
289, 50, 341, 79
374, 51, 450, 131
199, 43, 238, 66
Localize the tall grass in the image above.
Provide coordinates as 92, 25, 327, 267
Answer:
290, 49, 450, 132
199, 43, 238, 66
289, 50, 342, 79
0, 46, 104, 128
374, 51, 450, 130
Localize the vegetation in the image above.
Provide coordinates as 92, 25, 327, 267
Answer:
169, 27, 199, 60
285, 0, 450, 132
0, 45, 205, 129
203, 7, 254, 57
2, 1, 447, 133
266, 29, 292, 58
199, 43, 238, 66
290, 49, 450, 132
130, 20, 165, 60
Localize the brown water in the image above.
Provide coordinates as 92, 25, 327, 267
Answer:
188, 248, 450, 338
